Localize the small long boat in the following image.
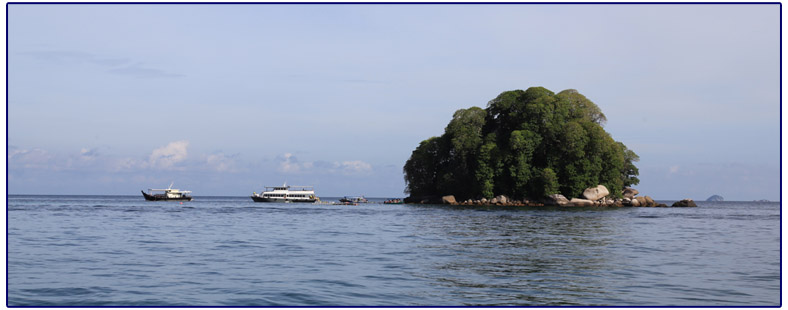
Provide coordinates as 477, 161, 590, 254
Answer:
251, 183, 318, 203
339, 196, 368, 203
142, 183, 193, 201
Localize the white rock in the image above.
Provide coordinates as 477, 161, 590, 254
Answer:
569, 198, 595, 207
545, 194, 570, 206
582, 185, 610, 201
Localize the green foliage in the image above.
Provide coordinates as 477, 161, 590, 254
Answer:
619, 142, 641, 188
476, 141, 497, 199
403, 87, 639, 200
557, 89, 607, 126
403, 136, 443, 197
538, 167, 559, 197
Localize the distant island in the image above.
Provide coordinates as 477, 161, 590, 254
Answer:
400, 87, 697, 207
706, 195, 724, 202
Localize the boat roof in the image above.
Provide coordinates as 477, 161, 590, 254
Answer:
148, 188, 192, 193
265, 185, 313, 188
149, 182, 190, 193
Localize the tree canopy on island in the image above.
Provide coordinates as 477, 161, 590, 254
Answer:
403, 87, 639, 200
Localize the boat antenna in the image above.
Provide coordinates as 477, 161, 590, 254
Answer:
169, 182, 173, 190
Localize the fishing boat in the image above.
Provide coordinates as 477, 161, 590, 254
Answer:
141, 183, 193, 201
251, 183, 318, 203
384, 198, 403, 204
339, 196, 368, 203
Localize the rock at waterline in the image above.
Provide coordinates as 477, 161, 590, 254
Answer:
544, 194, 570, 206
569, 198, 595, 207
582, 185, 610, 201
706, 195, 724, 202
622, 187, 639, 199
672, 199, 698, 207
495, 195, 509, 204
441, 195, 457, 205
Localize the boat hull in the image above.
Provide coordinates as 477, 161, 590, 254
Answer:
251, 196, 316, 203
142, 190, 193, 201
340, 197, 368, 203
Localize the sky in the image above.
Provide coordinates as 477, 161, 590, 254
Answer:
6, 3, 781, 200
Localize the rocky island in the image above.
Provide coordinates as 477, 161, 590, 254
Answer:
402, 87, 695, 208
706, 195, 724, 202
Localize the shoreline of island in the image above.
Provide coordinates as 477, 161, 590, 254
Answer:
404, 185, 698, 208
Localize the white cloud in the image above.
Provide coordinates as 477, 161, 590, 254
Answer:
10, 146, 113, 172
79, 147, 100, 161
110, 157, 141, 172
206, 152, 239, 172
336, 160, 373, 175
147, 140, 189, 169
277, 153, 373, 176
278, 152, 302, 173
8, 147, 54, 169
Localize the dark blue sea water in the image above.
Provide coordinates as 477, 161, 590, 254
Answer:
7, 195, 780, 306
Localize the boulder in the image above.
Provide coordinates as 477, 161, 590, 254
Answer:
569, 198, 595, 207
495, 195, 509, 204
404, 195, 441, 204
544, 194, 570, 206
441, 195, 457, 205
630, 198, 641, 207
672, 199, 697, 207
582, 185, 610, 201
635, 196, 648, 206
644, 196, 655, 207
622, 187, 639, 199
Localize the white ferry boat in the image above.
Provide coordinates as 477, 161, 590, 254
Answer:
251, 183, 318, 203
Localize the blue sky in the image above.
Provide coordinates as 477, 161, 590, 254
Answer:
7, 3, 780, 200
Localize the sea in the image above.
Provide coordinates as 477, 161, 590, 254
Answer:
7, 195, 781, 306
